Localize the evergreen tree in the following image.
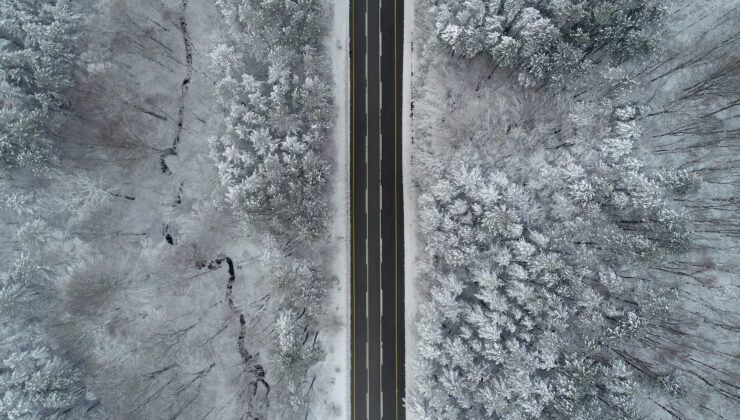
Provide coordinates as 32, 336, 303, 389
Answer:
0, 254, 93, 419
429, 0, 664, 86
211, 0, 333, 240
272, 309, 325, 415
0, 0, 80, 170
409, 103, 694, 418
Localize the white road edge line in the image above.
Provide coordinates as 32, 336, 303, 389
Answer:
380, 287, 383, 317
380, 390, 384, 417
365, 78, 368, 118
379, 80, 382, 112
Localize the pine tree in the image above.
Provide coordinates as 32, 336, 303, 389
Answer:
429, 0, 664, 87
408, 101, 695, 418
211, 0, 333, 240
272, 309, 326, 415
0, 255, 93, 419
0, 0, 80, 170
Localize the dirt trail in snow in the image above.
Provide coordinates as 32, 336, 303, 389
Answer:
160, 0, 194, 174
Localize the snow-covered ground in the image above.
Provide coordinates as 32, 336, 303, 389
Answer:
54, 0, 352, 417
310, 0, 351, 417
628, 2, 740, 417
401, 0, 419, 419
58, 0, 273, 417
3, 0, 348, 416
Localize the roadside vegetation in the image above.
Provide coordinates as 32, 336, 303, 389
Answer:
211, 0, 335, 417
409, 0, 740, 418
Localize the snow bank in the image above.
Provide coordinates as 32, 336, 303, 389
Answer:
402, 0, 418, 419
309, 0, 351, 417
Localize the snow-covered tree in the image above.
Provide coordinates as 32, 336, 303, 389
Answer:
211, 0, 333, 240
0, 255, 94, 419
271, 309, 325, 415
0, 0, 80, 170
262, 239, 331, 320
409, 102, 695, 418
211, 1, 335, 417
0, 333, 86, 419
429, 0, 664, 86
216, 0, 327, 62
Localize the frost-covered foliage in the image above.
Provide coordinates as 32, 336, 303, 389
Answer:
410, 0, 740, 416
211, 0, 332, 240
0, 0, 80, 170
409, 99, 695, 418
271, 308, 326, 415
429, 0, 664, 86
0, 332, 85, 419
0, 1, 88, 416
0, 251, 95, 418
211, 1, 335, 417
259, 234, 333, 415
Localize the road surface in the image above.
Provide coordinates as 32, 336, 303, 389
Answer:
350, 0, 405, 418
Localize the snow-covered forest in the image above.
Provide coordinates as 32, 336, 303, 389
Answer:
407, 0, 740, 418
0, 0, 345, 418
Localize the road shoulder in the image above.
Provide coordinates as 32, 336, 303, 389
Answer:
401, 0, 418, 418
313, 0, 351, 417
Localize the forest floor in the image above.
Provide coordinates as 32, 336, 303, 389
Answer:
48, 0, 350, 417
58, 0, 271, 416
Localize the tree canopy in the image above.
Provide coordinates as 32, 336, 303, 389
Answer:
409, 103, 696, 418
430, 0, 664, 86
211, 0, 333, 240
0, 0, 80, 170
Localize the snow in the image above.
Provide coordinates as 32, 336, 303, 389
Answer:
53, 0, 281, 416
401, 0, 420, 418
308, 0, 351, 417
7, 0, 350, 416
626, 2, 740, 417
403, 0, 740, 418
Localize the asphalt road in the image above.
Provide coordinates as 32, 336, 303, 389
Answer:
350, 0, 405, 418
